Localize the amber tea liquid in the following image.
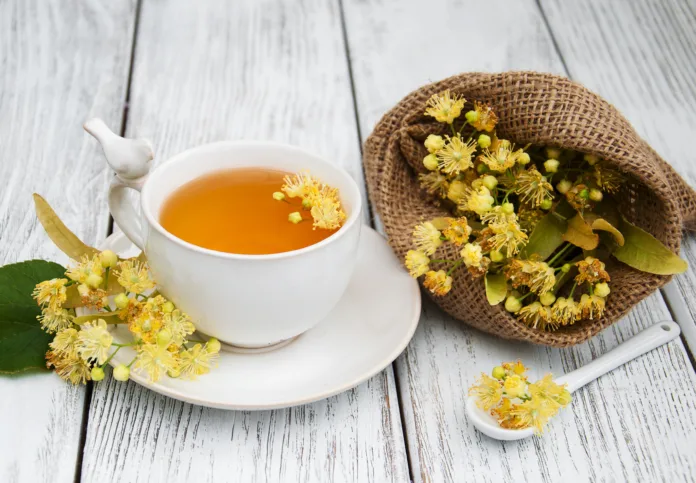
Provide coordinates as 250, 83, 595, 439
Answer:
159, 167, 338, 255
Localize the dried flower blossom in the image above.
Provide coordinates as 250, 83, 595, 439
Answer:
423, 270, 453, 296
442, 217, 472, 245
412, 222, 443, 256
419, 172, 449, 198
50, 328, 79, 354
575, 256, 610, 284
514, 167, 553, 207
46, 350, 92, 384
424, 90, 466, 124
436, 135, 477, 175
446, 180, 467, 203
550, 297, 579, 326
578, 293, 606, 319
593, 164, 623, 193
509, 398, 557, 434
470, 101, 498, 132
469, 373, 503, 410
310, 198, 346, 230
517, 301, 555, 330
486, 219, 528, 258
38, 307, 74, 333
504, 259, 555, 295
32, 278, 68, 311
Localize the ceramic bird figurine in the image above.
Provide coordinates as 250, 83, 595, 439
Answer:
83, 118, 153, 180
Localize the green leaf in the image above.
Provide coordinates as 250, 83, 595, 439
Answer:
584, 213, 624, 246
33, 193, 99, 261
613, 219, 688, 275
522, 213, 567, 260
485, 272, 508, 306
562, 214, 599, 250
0, 260, 66, 374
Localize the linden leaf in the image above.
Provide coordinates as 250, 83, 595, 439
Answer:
33, 194, 99, 261
584, 213, 624, 247
522, 213, 567, 260
613, 218, 687, 275
0, 260, 66, 374
562, 214, 599, 250
485, 272, 507, 306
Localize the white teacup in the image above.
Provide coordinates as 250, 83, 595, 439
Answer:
85, 119, 362, 348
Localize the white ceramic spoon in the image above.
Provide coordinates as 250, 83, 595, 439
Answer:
466, 320, 681, 441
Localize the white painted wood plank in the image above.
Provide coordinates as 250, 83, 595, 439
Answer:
79, 1, 409, 482
0, 1, 137, 482
539, 0, 696, 358
342, 0, 696, 480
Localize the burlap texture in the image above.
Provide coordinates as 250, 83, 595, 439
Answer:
364, 72, 696, 347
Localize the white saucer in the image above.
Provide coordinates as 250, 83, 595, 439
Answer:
100, 227, 421, 410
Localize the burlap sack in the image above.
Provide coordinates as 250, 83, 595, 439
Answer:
364, 71, 696, 347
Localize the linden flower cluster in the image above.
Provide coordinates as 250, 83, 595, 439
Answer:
34, 251, 220, 384
272, 172, 346, 230
405, 90, 626, 331
468, 361, 571, 433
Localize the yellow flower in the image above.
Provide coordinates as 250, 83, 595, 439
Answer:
281, 172, 317, 199
76, 319, 113, 364
424, 90, 466, 124
469, 373, 503, 410
50, 327, 79, 355
418, 172, 449, 198
310, 198, 346, 230
129, 301, 165, 344
405, 250, 430, 278
178, 342, 220, 379
66, 255, 104, 285
116, 260, 156, 294
575, 257, 610, 284
502, 360, 528, 377
513, 167, 553, 207
79, 286, 109, 310
423, 270, 453, 296
470, 101, 498, 132
304, 183, 340, 208
593, 164, 623, 193
442, 217, 471, 246
478, 140, 522, 172
32, 278, 68, 311
436, 135, 477, 175
480, 205, 517, 226
492, 398, 524, 429
445, 180, 466, 204
164, 309, 196, 345
460, 243, 483, 268
504, 259, 555, 294
510, 398, 557, 433
529, 374, 571, 408
424, 134, 446, 153
135, 343, 180, 382
503, 374, 528, 399
517, 301, 555, 330
578, 293, 606, 320
461, 186, 495, 215
487, 220, 528, 258
550, 297, 580, 326
38, 307, 74, 333
46, 350, 92, 385
412, 221, 443, 256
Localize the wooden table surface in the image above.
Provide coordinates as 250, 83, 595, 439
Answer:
2, 0, 696, 481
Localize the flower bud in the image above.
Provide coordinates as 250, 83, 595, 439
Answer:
561, 263, 572, 273
594, 282, 610, 298
302, 198, 312, 209
584, 153, 600, 165
424, 134, 445, 153
544, 159, 560, 173
546, 147, 562, 159
86, 273, 103, 289
157, 328, 172, 346
477, 134, 491, 149
447, 180, 467, 203
505, 296, 522, 313
423, 154, 439, 171
78, 284, 90, 297
465, 110, 479, 124
556, 179, 572, 194
141, 319, 152, 332
589, 189, 603, 202
482, 175, 498, 191
272, 191, 285, 201
114, 293, 129, 309
476, 163, 489, 174
579, 189, 590, 199
540, 199, 553, 210
492, 366, 506, 380
471, 179, 483, 190
501, 202, 515, 214
489, 250, 504, 263
517, 152, 531, 165
288, 212, 303, 224
91, 367, 105, 381
540, 292, 556, 306
162, 301, 175, 313
206, 338, 222, 353
113, 364, 130, 382
168, 368, 181, 378
100, 250, 118, 268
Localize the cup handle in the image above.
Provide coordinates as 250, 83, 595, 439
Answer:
109, 175, 148, 250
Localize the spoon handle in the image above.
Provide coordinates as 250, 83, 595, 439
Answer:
554, 321, 681, 393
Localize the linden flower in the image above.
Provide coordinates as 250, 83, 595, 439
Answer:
179, 342, 220, 379
593, 164, 623, 193
33, 278, 68, 311
38, 307, 74, 333
442, 217, 472, 246
461, 186, 495, 215
469, 373, 503, 410
502, 360, 528, 377
310, 198, 346, 230
304, 183, 340, 208
550, 297, 580, 326
50, 327, 79, 355
412, 221, 443, 256
66, 255, 103, 285
529, 374, 571, 408
487, 220, 528, 258
129, 303, 164, 344
504, 259, 556, 295
575, 257, 610, 284
405, 250, 430, 278
79, 287, 108, 310
164, 309, 196, 345
480, 205, 517, 226
424, 134, 446, 153
135, 343, 180, 382
460, 243, 483, 268
116, 260, 156, 294
423, 270, 453, 296
424, 90, 466, 124
514, 167, 553, 207
470, 101, 498, 132
436, 135, 477, 175
76, 319, 113, 364
492, 398, 524, 429
478, 141, 521, 172
46, 350, 92, 384
578, 293, 606, 320
510, 398, 557, 434
418, 172, 449, 198
503, 374, 528, 399
282, 172, 317, 199
517, 301, 555, 330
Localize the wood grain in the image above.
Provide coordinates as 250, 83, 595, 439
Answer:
79, 0, 409, 482
342, 0, 696, 480
0, 1, 137, 482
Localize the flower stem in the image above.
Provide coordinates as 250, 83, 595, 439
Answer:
450, 123, 456, 137
548, 243, 573, 266
519, 291, 535, 302
447, 259, 464, 276
102, 267, 110, 290
112, 342, 136, 348
102, 345, 123, 367
466, 129, 479, 142
126, 356, 137, 368
569, 281, 578, 298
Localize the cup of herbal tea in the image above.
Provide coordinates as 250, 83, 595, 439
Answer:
85, 118, 362, 349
